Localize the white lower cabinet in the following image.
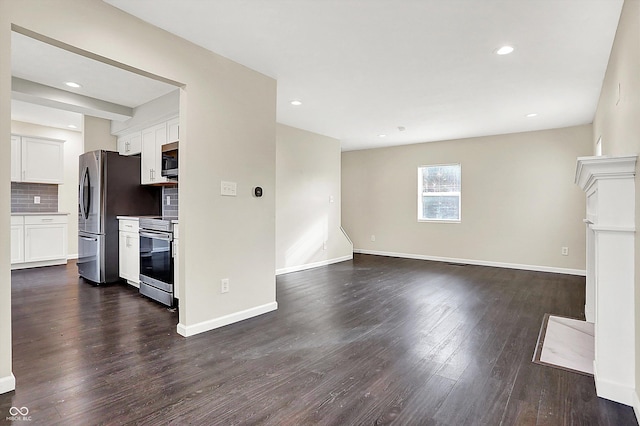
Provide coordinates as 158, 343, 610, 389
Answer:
12, 214, 68, 269
119, 219, 140, 287
173, 223, 179, 300
11, 216, 24, 264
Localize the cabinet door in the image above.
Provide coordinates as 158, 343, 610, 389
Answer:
129, 132, 142, 155
24, 224, 67, 262
118, 132, 142, 156
173, 237, 179, 300
119, 231, 140, 285
167, 117, 179, 143
11, 135, 21, 182
22, 137, 64, 184
141, 123, 167, 184
117, 134, 129, 155
11, 225, 24, 264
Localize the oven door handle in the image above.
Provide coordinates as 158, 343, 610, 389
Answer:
139, 230, 172, 241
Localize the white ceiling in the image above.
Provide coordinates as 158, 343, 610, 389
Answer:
11, 99, 83, 131
11, 31, 177, 131
104, 0, 624, 151
11, 1, 624, 150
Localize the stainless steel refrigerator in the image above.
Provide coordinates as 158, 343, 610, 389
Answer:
78, 150, 161, 284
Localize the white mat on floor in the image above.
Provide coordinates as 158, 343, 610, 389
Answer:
535, 315, 594, 375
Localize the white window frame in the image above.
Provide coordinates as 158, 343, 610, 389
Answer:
417, 163, 461, 223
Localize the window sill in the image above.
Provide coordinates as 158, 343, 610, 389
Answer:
418, 219, 461, 223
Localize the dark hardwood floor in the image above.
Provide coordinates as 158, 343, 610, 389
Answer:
1, 254, 637, 425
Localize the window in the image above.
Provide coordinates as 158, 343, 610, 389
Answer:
418, 164, 461, 222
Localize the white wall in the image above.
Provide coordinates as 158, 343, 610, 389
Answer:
592, 0, 640, 418
276, 124, 352, 274
11, 120, 83, 257
84, 116, 116, 152
342, 125, 592, 274
0, 0, 13, 395
1, 0, 277, 389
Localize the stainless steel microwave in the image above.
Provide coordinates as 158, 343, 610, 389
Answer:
161, 142, 178, 179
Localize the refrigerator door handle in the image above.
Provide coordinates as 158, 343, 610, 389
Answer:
80, 236, 98, 242
80, 167, 91, 220
79, 169, 85, 220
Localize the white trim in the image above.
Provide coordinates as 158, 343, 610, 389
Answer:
276, 255, 353, 275
340, 226, 353, 247
353, 249, 586, 276
0, 374, 16, 394
594, 363, 635, 406
11, 258, 66, 270
177, 302, 278, 337
67, 253, 78, 260
633, 390, 640, 425
575, 155, 637, 191
591, 225, 636, 233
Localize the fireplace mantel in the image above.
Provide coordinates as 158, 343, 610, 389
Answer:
575, 154, 636, 406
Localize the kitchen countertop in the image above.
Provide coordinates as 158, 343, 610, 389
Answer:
12, 212, 70, 216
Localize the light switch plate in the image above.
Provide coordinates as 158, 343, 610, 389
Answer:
221, 181, 237, 196
34, 196, 40, 204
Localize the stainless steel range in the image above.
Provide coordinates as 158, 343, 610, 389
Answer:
139, 217, 177, 307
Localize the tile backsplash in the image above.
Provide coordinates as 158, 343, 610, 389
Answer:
11, 182, 59, 212
162, 186, 178, 217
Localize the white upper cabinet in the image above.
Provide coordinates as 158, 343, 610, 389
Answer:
167, 117, 179, 143
114, 115, 178, 185
11, 135, 64, 184
11, 135, 21, 182
117, 131, 142, 156
141, 122, 168, 185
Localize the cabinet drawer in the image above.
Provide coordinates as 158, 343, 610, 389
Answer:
119, 219, 139, 232
24, 215, 67, 225
11, 216, 24, 226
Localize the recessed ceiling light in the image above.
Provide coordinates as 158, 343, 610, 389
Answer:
290, 100, 302, 106
495, 45, 514, 55
65, 81, 82, 88
378, 134, 387, 138
67, 124, 78, 129
525, 113, 538, 118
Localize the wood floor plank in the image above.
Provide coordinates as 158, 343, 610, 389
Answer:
0, 254, 637, 425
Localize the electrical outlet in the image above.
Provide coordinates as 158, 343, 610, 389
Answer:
371, 235, 376, 242
34, 196, 40, 204
166, 196, 171, 206
561, 247, 569, 256
221, 278, 230, 293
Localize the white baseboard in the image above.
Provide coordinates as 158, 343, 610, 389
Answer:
177, 302, 278, 337
11, 258, 67, 270
276, 254, 353, 275
585, 304, 595, 323
633, 390, 640, 425
67, 253, 79, 260
353, 249, 586, 276
0, 374, 15, 394
594, 364, 635, 406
